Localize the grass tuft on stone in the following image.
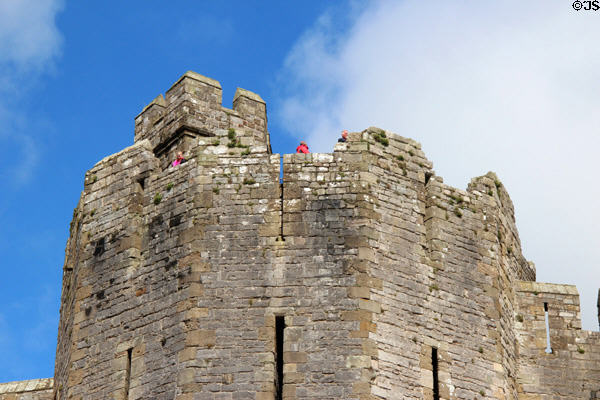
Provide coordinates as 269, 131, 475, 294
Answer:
516, 314, 524, 322
372, 131, 389, 147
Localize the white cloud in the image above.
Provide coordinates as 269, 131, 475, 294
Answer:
0, 104, 41, 188
278, 0, 600, 330
0, 134, 39, 185
0, 0, 63, 187
0, 0, 64, 72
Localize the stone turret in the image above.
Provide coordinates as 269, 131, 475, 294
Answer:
54, 72, 282, 400
2, 71, 598, 400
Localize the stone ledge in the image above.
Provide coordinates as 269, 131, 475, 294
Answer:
234, 87, 265, 104
0, 378, 53, 394
167, 71, 222, 93
91, 139, 152, 170
516, 280, 579, 296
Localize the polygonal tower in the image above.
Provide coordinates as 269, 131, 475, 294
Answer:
50, 71, 600, 400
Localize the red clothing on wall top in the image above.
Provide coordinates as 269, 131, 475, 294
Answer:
296, 144, 309, 153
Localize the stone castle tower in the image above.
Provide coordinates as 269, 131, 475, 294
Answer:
0, 71, 598, 399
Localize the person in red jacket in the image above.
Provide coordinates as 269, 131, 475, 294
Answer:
296, 141, 309, 154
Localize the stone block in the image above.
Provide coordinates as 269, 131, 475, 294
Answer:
186, 330, 216, 347
283, 352, 307, 364
178, 347, 197, 362
352, 382, 371, 394
194, 191, 214, 208
359, 299, 381, 314
177, 368, 195, 386
348, 286, 370, 299
256, 392, 274, 400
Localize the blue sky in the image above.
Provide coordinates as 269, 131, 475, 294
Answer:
1, 0, 599, 382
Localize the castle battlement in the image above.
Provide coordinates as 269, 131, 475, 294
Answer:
134, 72, 270, 168
2, 71, 597, 400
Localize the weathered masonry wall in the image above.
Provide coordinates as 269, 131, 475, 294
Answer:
0, 378, 53, 400
333, 129, 537, 400
275, 150, 375, 399
515, 282, 600, 399
53, 71, 377, 399
42, 71, 600, 399
54, 72, 281, 399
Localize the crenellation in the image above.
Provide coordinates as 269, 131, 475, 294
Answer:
232, 87, 267, 143
134, 95, 167, 144
514, 281, 600, 398
134, 72, 272, 173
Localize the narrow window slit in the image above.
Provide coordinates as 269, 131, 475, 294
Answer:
93, 237, 105, 257
432, 347, 440, 400
275, 316, 285, 400
124, 347, 133, 398
425, 171, 433, 185
544, 302, 553, 354
136, 177, 146, 191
